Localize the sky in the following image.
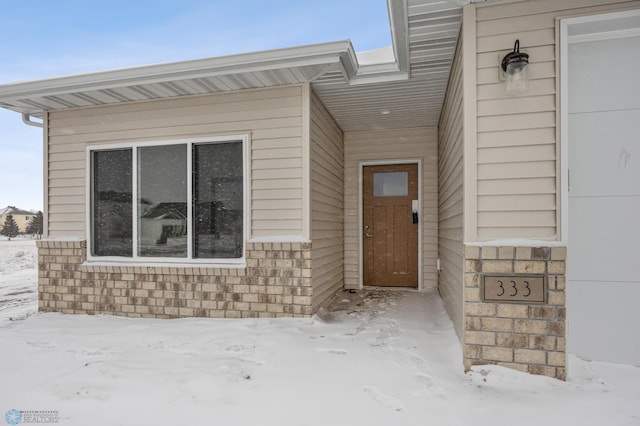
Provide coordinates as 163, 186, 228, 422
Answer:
0, 0, 393, 212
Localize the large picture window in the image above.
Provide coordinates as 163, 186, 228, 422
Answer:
89, 137, 245, 262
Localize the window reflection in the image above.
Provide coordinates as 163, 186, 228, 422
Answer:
193, 142, 243, 258
137, 144, 187, 258
92, 149, 133, 256
90, 140, 244, 261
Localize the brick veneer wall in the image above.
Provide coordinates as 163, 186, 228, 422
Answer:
37, 240, 314, 318
463, 245, 567, 380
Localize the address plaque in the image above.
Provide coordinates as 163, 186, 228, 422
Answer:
482, 275, 546, 303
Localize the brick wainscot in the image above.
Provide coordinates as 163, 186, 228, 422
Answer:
463, 245, 567, 380
37, 240, 313, 318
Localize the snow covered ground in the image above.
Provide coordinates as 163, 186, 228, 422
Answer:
0, 239, 639, 426
0, 238, 38, 323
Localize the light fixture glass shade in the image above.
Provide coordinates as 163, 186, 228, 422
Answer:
501, 39, 529, 95
505, 60, 529, 94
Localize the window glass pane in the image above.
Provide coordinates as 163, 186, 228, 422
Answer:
193, 142, 243, 258
138, 145, 187, 258
373, 171, 408, 197
92, 149, 132, 256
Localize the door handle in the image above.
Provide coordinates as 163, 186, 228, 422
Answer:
365, 232, 373, 238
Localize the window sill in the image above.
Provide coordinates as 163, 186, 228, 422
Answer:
82, 259, 246, 269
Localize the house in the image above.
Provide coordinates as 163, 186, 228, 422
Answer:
0, 206, 36, 234
0, 0, 638, 380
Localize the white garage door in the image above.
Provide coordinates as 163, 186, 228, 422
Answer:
566, 16, 640, 365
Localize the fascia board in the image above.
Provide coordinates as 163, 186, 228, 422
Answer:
357, 62, 406, 78
349, 61, 408, 85
356, 62, 401, 75
0, 40, 355, 102
350, 70, 409, 85
338, 44, 359, 82
387, 0, 409, 73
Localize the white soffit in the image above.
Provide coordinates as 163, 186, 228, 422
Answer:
0, 0, 471, 132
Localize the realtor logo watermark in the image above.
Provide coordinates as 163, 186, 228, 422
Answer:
5, 410, 60, 424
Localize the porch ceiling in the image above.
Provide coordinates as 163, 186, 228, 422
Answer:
314, 0, 468, 131
0, 0, 475, 132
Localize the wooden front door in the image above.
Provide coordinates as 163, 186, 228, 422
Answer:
363, 164, 418, 287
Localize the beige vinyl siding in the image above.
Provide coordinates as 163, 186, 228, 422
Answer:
343, 127, 438, 290
309, 89, 344, 311
46, 85, 305, 238
438, 31, 465, 340
473, 0, 640, 239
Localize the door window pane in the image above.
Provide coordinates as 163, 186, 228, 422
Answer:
373, 172, 408, 197
193, 142, 243, 258
92, 149, 132, 256
138, 145, 187, 258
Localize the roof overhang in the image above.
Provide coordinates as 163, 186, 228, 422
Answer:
0, 0, 473, 131
0, 40, 359, 118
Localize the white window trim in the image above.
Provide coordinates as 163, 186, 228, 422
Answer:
85, 135, 251, 268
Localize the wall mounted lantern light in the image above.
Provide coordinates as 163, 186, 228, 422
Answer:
501, 39, 529, 95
